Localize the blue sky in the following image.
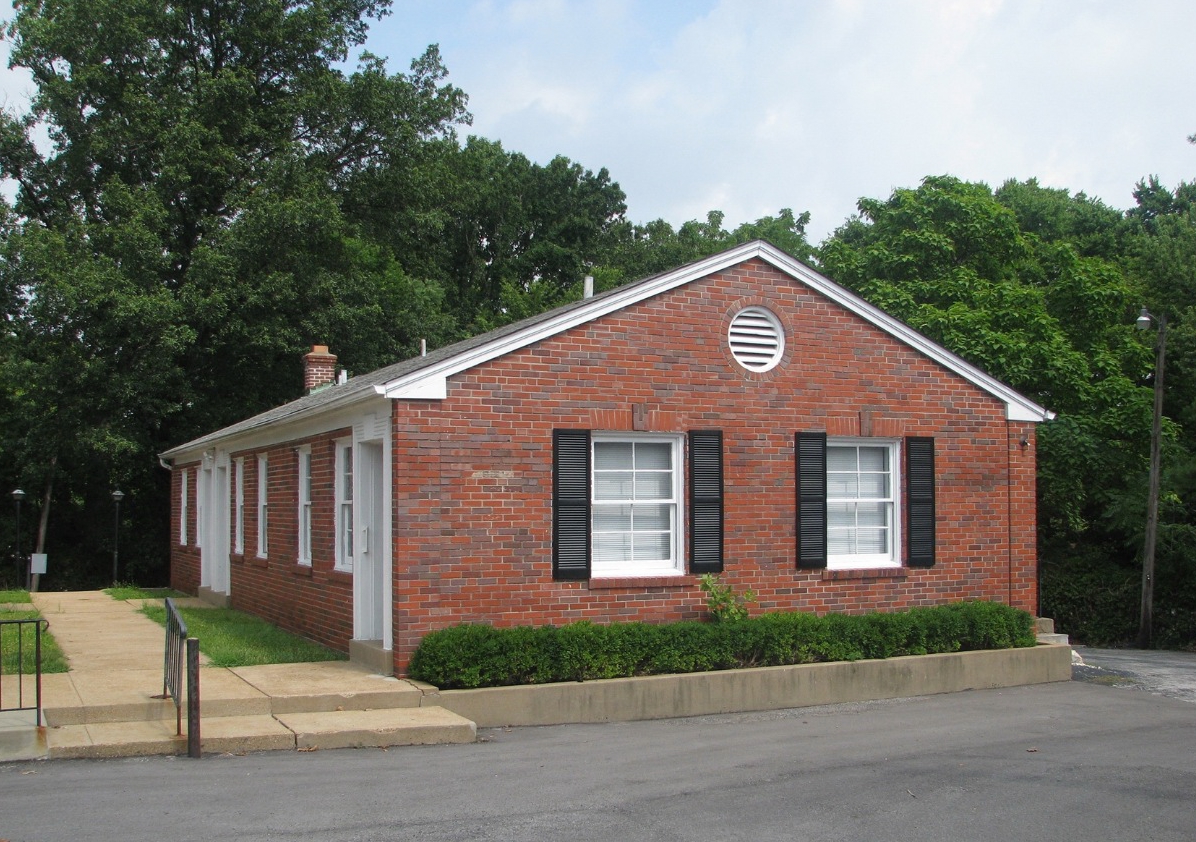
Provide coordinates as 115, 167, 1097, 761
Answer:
3, 0, 1195, 243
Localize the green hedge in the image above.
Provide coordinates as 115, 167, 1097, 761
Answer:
408, 601, 1037, 689
1040, 552, 1138, 646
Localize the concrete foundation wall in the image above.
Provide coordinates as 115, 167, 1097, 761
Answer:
432, 644, 1072, 728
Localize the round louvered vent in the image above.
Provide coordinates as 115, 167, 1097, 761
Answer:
728, 307, 784, 372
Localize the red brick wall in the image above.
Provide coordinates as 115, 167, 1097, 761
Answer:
389, 259, 1040, 673
225, 432, 355, 653
169, 434, 355, 654
170, 463, 201, 594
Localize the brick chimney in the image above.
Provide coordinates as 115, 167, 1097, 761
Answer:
303, 345, 338, 393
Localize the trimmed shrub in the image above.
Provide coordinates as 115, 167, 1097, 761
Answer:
409, 601, 1037, 689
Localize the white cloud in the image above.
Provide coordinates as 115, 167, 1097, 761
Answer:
2, 0, 1193, 242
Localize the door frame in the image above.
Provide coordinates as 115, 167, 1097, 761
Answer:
352, 417, 391, 650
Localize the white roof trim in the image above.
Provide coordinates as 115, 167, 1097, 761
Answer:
378, 241, 1054, 422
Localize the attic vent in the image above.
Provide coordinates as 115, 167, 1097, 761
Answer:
728, 306, 784, 372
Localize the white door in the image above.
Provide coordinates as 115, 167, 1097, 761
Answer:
354, 441, 385, 642
211, 464, 230, 595
200, 462, 231, 596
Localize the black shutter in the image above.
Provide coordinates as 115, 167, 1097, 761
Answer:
906, 437, 936, 568
796, 432, 828, 569
553, 429, 591, 580
689, 430, 724, 574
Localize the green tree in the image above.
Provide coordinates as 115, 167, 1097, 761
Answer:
431, 137, 628, 330
593, 207, 814, 291
0, 0, 467, 585
1115, 178, 1196, 644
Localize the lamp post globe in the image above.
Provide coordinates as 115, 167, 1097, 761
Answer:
12, 489, 25, 588
111, 489, 125, 586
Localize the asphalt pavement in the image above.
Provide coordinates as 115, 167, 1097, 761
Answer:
1072, 645, 1196, 704
1, 674, 1194, 842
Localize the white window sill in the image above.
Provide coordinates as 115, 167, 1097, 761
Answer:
591, 567, 684, 580
827, 556, 900, 571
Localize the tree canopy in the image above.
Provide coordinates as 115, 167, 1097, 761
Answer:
0, 0, 470, 579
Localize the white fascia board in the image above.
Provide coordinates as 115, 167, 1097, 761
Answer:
377, 243, 765, 401
375, 374, 447, 400
162, 395, 392, 465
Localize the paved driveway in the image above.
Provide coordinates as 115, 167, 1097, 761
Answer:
1073, 645, 1196, 704
3, 679, 1195, 841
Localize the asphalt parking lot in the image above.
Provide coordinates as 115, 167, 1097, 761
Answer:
3, 653, 1195, 842
1072, 645, 1196, 704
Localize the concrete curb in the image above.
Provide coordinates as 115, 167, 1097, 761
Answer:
434, 643, 1073, 728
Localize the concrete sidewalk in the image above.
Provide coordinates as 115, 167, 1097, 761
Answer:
1, 591, 475, 761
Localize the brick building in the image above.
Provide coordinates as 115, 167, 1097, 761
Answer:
161, 241, 1053, 676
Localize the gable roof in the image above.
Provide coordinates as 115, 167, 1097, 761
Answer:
161, 240, 1053, 461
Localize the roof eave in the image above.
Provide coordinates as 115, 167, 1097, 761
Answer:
159, 384, 384, 463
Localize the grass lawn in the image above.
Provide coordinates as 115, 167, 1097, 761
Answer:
103, 585, 187, 601
0, 608, 70, 674
140, 603, 346, 668
0, 588, 33, 604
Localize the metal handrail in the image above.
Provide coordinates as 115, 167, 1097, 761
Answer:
0, 617, 47, 727
158, 598, 201, 757
161, 598, 187, 736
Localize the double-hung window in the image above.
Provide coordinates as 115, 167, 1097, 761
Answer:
797, 433, 935, 570
826, 441, 899, 568
591, 435, 683, 578
256, 455, 269, 558
335, 439, 354, 571
553, 429, 723, 581
297, 447, 312, 566
180, 469, 189, 546
233, 458, 245, 555
195, 470, 204, 549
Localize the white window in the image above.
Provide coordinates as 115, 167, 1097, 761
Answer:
297, 447, 312, 566
234, 457, 245, 554
195, 470, 204, 548
335, 439, 354, 571
180, 469, 189, 545
591, 435, 683, 578
256, 454, 269, 558
827, 440, 900, 569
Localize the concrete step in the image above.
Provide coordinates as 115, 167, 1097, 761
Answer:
0, 710, 48, 762
41, 662, 431, 726
46, 714, 294, 759
44, 707, 475, 759
277, 707, 476, 751
1037, 633, 1070, 645
230, 662, 428, 714
41, 669, 271, 726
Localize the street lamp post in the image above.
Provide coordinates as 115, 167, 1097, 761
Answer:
12, 489, 25, 589
1136, 307, 1167, 649
111, 489, 125, 586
